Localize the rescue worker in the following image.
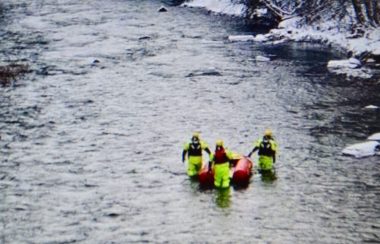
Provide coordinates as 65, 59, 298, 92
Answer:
247, 129, 278, 171
209, 140, 234, 188
182, 132, 212, 177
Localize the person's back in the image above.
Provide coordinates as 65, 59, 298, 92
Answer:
210, 140, 233, 188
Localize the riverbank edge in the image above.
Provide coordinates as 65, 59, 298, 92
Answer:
180, 1, 380, 72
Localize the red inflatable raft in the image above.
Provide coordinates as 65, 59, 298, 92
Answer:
198, 156, 253, 188
198, 165, 214, 189
231, 156, 253, 187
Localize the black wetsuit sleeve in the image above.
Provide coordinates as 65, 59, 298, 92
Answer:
205, 147, 211, 155
182, 150, 187, 162
248, 147, 258, 157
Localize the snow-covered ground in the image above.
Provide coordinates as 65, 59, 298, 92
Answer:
181, 0, 380, 79
181, 0, 246, 17
342, 132, 380, 158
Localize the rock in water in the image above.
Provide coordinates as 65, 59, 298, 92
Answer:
158, 6, 168, 12
255, 55, 270, 62
364, 105, 379, 109
342, 141, 380, 158
228, 35, 254, 42
368, 132, 380, 141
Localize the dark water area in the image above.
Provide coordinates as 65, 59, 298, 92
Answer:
1, 0, 380, 243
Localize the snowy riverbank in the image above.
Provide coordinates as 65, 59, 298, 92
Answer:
181, 0, 380, 79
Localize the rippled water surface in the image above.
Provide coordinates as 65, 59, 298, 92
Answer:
1, 0, 380, 243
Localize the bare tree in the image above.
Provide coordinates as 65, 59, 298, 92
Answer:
243, 0, 378, 29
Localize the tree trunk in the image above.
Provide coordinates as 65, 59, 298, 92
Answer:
351, 0, 365, 24
363, 0, 374, 26
373, 0, 380, 25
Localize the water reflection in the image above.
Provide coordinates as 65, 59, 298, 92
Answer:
260, 170, 277, 183
214, 188, 231, 208
188, 176, 200, 191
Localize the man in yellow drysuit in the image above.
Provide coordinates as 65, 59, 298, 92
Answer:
247, 129, 278, 171
182, 132, 212, 177
209, 140, 234, 188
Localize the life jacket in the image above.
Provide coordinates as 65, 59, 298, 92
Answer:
258, 138, 274, 156
188, 142, 202, 156
214, 147, 228, 164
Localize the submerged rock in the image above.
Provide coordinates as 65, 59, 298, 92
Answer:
138, 36, 151, 40
186, 68, 222, 77
0, 63, 29, 85
158, 6, 168, 12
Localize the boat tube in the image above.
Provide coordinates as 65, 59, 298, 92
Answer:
198, 165, 214, 189
232, 156, 253, 187
198, 156, 253, 188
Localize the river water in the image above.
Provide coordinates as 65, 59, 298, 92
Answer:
1, 0, 380, 243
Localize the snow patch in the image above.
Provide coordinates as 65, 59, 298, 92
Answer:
228, 34, 270, 42
327, 67, 372, 79
254, 8, 268, 17
368, 133, 380, 141
327, 58, 373, 79
253, 34, 269, 42
364, 105, 379, 109
228, 35, 254, 42
255, 55, 270, 62
278, 17, 303, 29
342, 141, 379, 158
327, 58, 361, 69
182, 0, 246, 17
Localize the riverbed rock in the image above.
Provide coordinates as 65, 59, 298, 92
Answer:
186, 68, 222, 77
0, 63, 29, 85
255, 55, 270, 62
158, 6, 168, 12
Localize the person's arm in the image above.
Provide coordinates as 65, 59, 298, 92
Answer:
272, 140, 277, 163
226, 149, 235, 167
182, 143, 189, 163
182, 150, 187, 163
208, 153, 214, 172
247, 147, 258, 157
201, 141, 212, 160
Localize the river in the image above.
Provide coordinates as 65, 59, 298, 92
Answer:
1, 0, 380, 243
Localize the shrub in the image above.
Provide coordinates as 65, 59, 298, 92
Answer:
0, 63, 29, 86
